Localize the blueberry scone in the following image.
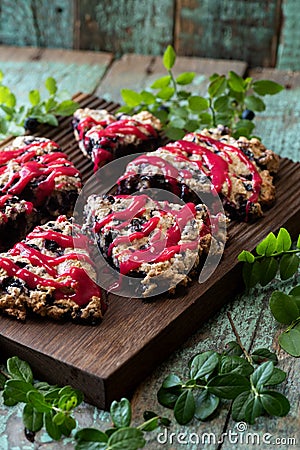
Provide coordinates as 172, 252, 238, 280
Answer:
0, 216, 107, 323
83, 194, 226, 296
116, 128, 279, 220
72, 108, 162, 171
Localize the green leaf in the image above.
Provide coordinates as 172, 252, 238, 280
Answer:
53, 411, 66, 426
251, 348, 278, 365
297, 234, 300, 248
260, 391, 290, 416
22, 404, 43, 432
59, 415, 77, 436
259, 257, 278, 286
75, 428, 108, 444
242, 261, 261, 289
256, 232, 277, 256
28, 89, 41, 106
35, 113, 58, 126
140, 90, 156, 104
139, 412, 160, 431
220, 356, 254, 376
198, 112, 213, 126
107, 427, 146, 450
150, 75, 171, 89
265, 367, 286, 385
45, 411, 62, 441
213, 95, 231, 113
290, 285, 300, 296
233, 119, 255, 138
190, 351, 219, 379
7, 356, 33, 383
174, 390, 195, 425
276, 228, 292, 252
117, 105, 133, 114
269, 291, 299, 324
176, 72, 195, 85
165, 126, 185, 140
208, 374, 250, 399
54, 99, 79, 116
27, 390, 52, 413
208, 76, 227, 98
280, 254, 299, 280
184, 119, 199, 132
253, 80, 284, 96
232, 391, 263, 424
157, 87, 174, 100
278, 327, 300, 356
223, 341, 243, 356
244, 95, 266, 112
163, 45, 176, 70
188, 95, 209, 112
110, 398, 132, 428
4, 379, 33, 403
251, 361, 274, 389
228, 71, 245, 92
0, 70, 3, 82
0, 86, 12, 103
162, 374, 182, 389
45, 77, 57, 95
238, 250, 255, 263
194, 390, 219, 420
157, 386, 181, 408
121, 89, 142, 107
169, 117, 185, 129
0, 372, 7, 389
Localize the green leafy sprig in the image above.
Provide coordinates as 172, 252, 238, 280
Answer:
119, 45, 284, 140
75, 398, 170, 450
157, 313, 289, 425
0, 72, 79, 139
238, 228, 300, 290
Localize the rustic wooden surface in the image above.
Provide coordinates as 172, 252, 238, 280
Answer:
0, 48, 299, 449
1, 0, 300, 70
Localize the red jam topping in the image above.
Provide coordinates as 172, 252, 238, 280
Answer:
77, 116, 116, 140
0, 140, 59, 166
0, 195, 34, 218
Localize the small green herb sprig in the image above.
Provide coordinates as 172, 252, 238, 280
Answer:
238, 228, 300, 290
0, 356, 83, 440
0, 72, 79, 139
119, 45, 284, 140
0, 356, 169, 448
157, 313, 289, 425
75, 398, 170, 450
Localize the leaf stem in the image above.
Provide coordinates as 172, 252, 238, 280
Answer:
227, 312, 253, 364
209, 98, 216, 127
254, 249, 300, 261
137, 416, 159, 431
168, 69, 178, 97
0, 367, 10, 380
285, 316, 300, 333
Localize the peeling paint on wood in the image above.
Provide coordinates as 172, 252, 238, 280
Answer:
277, 0, 300, 70
175, 0, 281, 67
0, 0, 74, 49
78, 0, 174, 57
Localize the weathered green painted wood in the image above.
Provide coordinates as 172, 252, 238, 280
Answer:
0, 0, 74, 49
277, 0, 300, 70
78, 0, 174, 57
0, 46, 113, 105
175, 0, 281, 67
97, 53, 247, 103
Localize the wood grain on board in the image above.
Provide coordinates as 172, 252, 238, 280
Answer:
0, 93, 299, 410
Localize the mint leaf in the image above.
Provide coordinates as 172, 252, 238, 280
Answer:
176, 72, 195, 85
238, 250, 255, 263
188, 95, 209, 112
219, 356, 253, 376
251, 361, 274, 389
190, 351, 219, 379
121, 89, 142, 107
279, 254, 299, 280
165, 126, 185, 140
107, 427, 145, 450
251, 348, 278, 365
276, 228, 292, 252
232, 391, 263, 424
228, 71, 245, 92
269, 291, 299, 324
75, 428, 109, 444
45, 77, 57, 95
27, 390, 52, 413
213, 95, 231, 113
54, 100, 79, 116
157, 386, 181, 408
208, 374, 250, 399
140, 90, 155, 104
256, 232, 277, 256
208, 76, 227, 98
163, 45, 176, 70
253, 80, 284, 96
150, 75, 171, 89
259, 257, 278, 286
194, 390, 219, 420
174, 390, 195, 425
278, 327, 300, 356
157, 87, 174, 100
29, 89, 41, 106
242, 261, 261, 289
297, 234, 300, 248
244, 95, 266, 112
23, 404, 43, 432
260, 391, 290, 416
110, 398, 131, 428
162, 374, 182, 389
7, 357, 33, 383
265, 368, 286, 385
45, 411, 62, 441
223, 341, 243, 356
4, 379, 33, 403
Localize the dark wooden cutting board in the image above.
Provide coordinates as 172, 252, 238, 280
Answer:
1, 93, 300, 409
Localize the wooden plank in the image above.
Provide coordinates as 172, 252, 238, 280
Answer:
0, 46, 113, 106
277, 0, 300, 70
77, 0, 174, 56
0, 93, 299, 411
97, 53, 247, 103
175, 0, 281, 67
248, 68, 300, 162
0, 0, 74, 49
